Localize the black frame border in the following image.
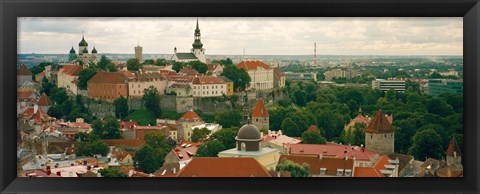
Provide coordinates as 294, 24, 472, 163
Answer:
1, 0, 479, 194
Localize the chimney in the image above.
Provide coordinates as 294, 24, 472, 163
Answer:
173, 167, 177, 174
56, 171, 61, 176
454, 151, 457, 158
319, 154, 323, 160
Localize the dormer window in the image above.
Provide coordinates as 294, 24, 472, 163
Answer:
320, 168, 327, 175
336, 169, 344, 176
344, 169, 352, 177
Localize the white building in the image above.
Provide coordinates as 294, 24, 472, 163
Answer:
371, 79, 406, 92
171, 18, 206, 64
191, 76, 227, 97
57, 64, 83, 95
236, 60, 274, 91
128, 72, 167, 98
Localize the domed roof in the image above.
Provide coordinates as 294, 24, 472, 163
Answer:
237, 124, 261, 140
92, 47, 97, 53
69, 47, 76, 53
83, 47, 88, 53
79, 36, 88, 46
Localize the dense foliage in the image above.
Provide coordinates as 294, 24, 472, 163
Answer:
133, 132, 174, 173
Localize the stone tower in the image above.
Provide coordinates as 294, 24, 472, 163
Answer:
191, 18, 206, 63
135, 45, 143, 62
251, 98, 269, 131
446, 136, 462, 169
364, 109, 394, 155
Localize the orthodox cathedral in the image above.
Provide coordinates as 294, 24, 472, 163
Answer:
68, 33, 98, 65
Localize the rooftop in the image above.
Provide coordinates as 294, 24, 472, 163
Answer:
236, 60, 272, 70
252, 99, 269, 117
177, 157, 271, 177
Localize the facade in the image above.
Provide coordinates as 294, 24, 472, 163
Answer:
273, 67, 286, 88
324, 69, 359, 81
364, 110, 395, 155
17, 64, 32, 86
17, 91, 37, 116
218, 124, 280, 170
171, 19, 206, 63
134, 45, 143, 62
251, 99, 269, 131
371, 79, 406, 92
278, 155, 354, 177
191, 76, 227, 97
284, 72, 317, 81
57, 64, 83, 95
87, 71, 129, 101
177, 110, 205, 142
218, 76, 234, 96
428, 79, 463, 96
166, 83, 193, 97
128, 72, 167, 98
236, 60, 274, 91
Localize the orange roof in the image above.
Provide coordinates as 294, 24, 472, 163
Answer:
17, 64, 32, 76
236, 60, 272, 70
252, 99, 269, 117
192, 76, 225, 85
278, 155, 354, 176
286, 144, 378, 161
119, 70, 135, 79
354, 155, 392, 177
179, 68, 200, 76
17, 91, 34, 100
60, 65, 83, 76
446, 136, 462, 157
178, 110, 203, 123
37, 93, 53, 106
177, 157, 271, 177
21, 106, 54, 125
365, 110, 393, 133
102, 139, 146, 148
88, 71, 128, 84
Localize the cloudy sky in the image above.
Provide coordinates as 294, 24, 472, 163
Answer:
18, 17, 462, 55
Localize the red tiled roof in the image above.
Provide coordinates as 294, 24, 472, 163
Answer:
172, 142, 200, 161
102, 139, 146, 148
60, 65, 83, 76
179, 68, 200, 76
17, 64, 32, 76
252, 99, 269, 117
17, 91, 34, 100
285, 144, 378, 161
37, 93, 53, 106
365, 110, 393, 133
21, 106, 54, 125
354, 155, 392, 177
177, 157, 271, 177
178, 110, 203, 123
446, 136, 462, 157
278, 155, 354, 176
88, 71, 128, 84
192, 76, 226, 85
132, 72, 165, 82
236, 60, 272, 70
119, 70, 135, 79
120, 121, 138, 130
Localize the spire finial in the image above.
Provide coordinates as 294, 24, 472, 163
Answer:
196, 17, 199, 29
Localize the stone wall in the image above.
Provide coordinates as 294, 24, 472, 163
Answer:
176, 97, 194, 113
159, 95, 177, 112
365, 132, 394, 155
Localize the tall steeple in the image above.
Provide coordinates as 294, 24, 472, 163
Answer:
192, 17, 203, 49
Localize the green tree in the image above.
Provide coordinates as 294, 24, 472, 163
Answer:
195, 139, 226, 157
98, 168, 128, 177
429, 72, 442, 79
77, 68, 97, 90
409, 128, 444, 160
127, 58, 141, 71
293, 90, 307, 106
281, 118, 302, 137
133, 132, 173, 173
76, 134, 109, 157
276, 159, 310, 177
209, 127, 239, 149
155, 59, 167, 66
97, 55, 111, 70
92, 117, 122, 139
113, 95, 129, 120
40, 77, 56, 96
215, 109, 243, 128
189, 61, 208, 74
191, 127, 211, 142
352, 123, 366, 146
143, 86, 162, 118
301, 130, 327, 144
221, 65, 251, 91
172, 62, 185, 73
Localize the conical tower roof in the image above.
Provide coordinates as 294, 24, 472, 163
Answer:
446, 136, 462, 157
69, 46, 76, 53
365, 109, 393, 133
252, 99, 269, 117
92, 46, 97, 53
79, 34, 88, 46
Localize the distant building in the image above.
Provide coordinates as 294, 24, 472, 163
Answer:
134, 45, 143, 62
364, 110, 394, 155
218, 76, 234, 96
427, 79, 463, 96
284, 72, 317, 81
87, 71, 129, 101
166, 83, 193, 97
191, 76, 227, 97
17, 64, 32, 86
171, 19, 206, 63
177, 157, 271, 177
71, 33, 98, 64
278, 155, 354, 177
251, 99, 269, 131
324, 69, 359, 81
57, 64, 83, 95
177, 110, 204, 142
371, 79, 405, 92
37, 93, 53, 113
128, 72, 167, 98
273, 67, 286, 88
236, 60, 274, 91
218, 124, 280, 170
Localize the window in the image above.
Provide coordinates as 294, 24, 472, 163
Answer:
344, 169, 352, 177
336, 169, 344, 176
241, 142, 246, 151
138, 84, 140, 88
320, 168, 327, 175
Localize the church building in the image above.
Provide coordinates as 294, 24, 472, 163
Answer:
171, 18, 207, 64
68, 33, 98, 65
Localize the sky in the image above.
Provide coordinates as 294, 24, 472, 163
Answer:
18, 17, 463, 56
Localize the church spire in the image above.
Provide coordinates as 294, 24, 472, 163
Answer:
192, 17, 203, 49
